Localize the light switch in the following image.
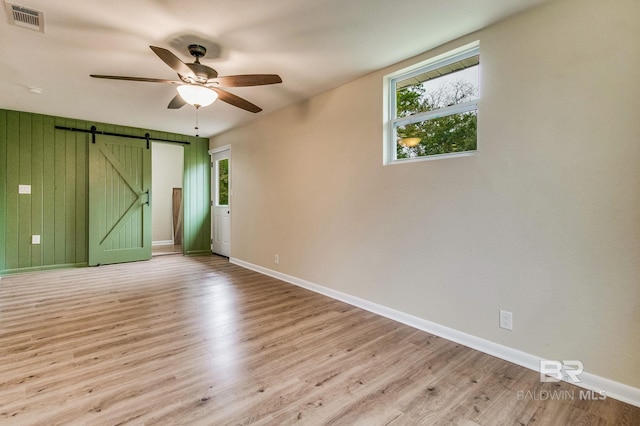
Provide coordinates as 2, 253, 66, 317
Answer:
18, 184, 31, 194
31, 235, 40, 244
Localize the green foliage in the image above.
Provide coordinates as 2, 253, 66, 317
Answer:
396, 79, 477, 159
218, 159, 229, 205
397, 84, 425, 118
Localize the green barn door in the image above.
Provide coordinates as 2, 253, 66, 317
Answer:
88, 134, 151, 266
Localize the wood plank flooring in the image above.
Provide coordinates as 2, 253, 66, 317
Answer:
152, 244, 182, 257
0, 255, 638, 425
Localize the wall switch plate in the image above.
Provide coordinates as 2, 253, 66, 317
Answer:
31, 235, 41, 244
19, 184, 31, 194
274, 254, 279, 264
499, 310, 513, 330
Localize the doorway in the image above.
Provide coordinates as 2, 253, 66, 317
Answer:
152, 142, 184, 256
210, 146, 231, 257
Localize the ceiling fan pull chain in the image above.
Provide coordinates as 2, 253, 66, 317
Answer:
194, 106, 200, 137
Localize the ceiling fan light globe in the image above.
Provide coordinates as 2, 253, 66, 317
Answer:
399, 137, 421, 147
177, 85, 218, 108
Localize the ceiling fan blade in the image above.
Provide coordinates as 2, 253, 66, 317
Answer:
208, 74, 282, 87
149, 46, 197, 80
210, 87, 262, 113
167, 94, 186, 109
90, 75, 179, 84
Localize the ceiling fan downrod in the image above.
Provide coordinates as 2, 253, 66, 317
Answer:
188, 44, 207, 62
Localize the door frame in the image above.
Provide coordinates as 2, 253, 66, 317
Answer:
151, 141, 185, 254
209, 145, 231, 257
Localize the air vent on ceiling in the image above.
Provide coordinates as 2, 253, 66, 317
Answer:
5, 1, 44, 32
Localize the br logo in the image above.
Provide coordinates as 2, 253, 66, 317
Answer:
539, 360, 584, 383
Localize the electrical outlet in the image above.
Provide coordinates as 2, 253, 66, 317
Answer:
274, 254, 279, 264
31, 235, 41, 245
499, 310, 513, 330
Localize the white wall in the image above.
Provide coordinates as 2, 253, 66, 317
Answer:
210, 0, 640, 392
152, 142, 184, 243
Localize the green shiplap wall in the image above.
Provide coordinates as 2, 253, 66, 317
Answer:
0, 109, 211, 274
0, 110, 6, 272
183, 136, 212, 255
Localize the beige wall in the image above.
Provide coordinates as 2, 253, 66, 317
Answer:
152, 142, 184, 243
211, 0, 640, 388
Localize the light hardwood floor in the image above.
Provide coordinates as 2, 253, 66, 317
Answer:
0, 255, 638, 425
152, 244, 183, 257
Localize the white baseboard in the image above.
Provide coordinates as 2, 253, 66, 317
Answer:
229, 257, 640, 408
152, 240, 174, 246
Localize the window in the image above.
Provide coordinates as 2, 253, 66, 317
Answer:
385, 43, 479, 164
216, 158, 229, 206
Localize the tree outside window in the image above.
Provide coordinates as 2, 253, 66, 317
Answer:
388, 45, 479, 162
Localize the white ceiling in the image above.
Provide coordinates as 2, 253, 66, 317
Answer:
0, 0, 550, 138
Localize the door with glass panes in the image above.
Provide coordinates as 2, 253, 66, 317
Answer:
211, 149, 230, 257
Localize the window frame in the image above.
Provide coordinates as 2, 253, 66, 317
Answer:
384, 42, 480, 165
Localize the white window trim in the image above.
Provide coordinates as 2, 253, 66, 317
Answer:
394, 101, 478, 128
383, 41, 480, 165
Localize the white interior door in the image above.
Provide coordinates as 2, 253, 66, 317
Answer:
211, 149, 231, 257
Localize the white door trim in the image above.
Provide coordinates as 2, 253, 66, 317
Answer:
209, 144, 231, 155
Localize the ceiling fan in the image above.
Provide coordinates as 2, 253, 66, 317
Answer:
91, 44, 282, 113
